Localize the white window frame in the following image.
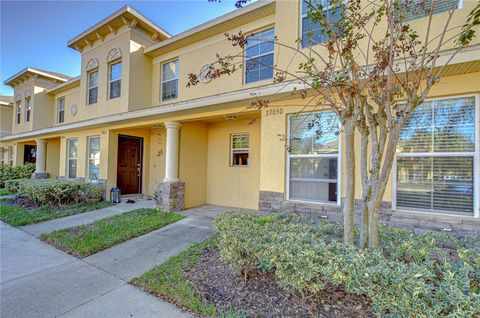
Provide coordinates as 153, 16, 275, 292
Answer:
87, 136, 100, 181
161, 59, 179, 102
16, 100, 21, 124
87, 70, 99, 105
244, 27, 275, 84
286, 111, 342, 206
67, 138, 78, 179
25, 97, 31, 122
57, 97, 65, 123
108, 61, 122, 100
230, 133, 250, 167
392, 94, 480, 218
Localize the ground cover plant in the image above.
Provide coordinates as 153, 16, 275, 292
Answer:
0, 199, 112, 226
212, 212, 480, 317
0, 189, 11, 196
0, 162, 35, 187
41, 208, 184, 257
134, 212, 480, 317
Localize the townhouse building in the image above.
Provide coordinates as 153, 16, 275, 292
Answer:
1, 0, 479, 235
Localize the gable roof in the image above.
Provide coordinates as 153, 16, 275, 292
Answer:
47, 76, 81, 94
0, 96, 14, 106
67, 5, 171, 52
145, 0, 275, 57
4, 67, 71, 87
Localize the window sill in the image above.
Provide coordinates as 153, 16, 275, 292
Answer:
243, 78, 273, 87
393, 208, 476, 218
287, 198, 340, 207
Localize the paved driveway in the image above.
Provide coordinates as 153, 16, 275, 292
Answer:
0, 203, 229, 318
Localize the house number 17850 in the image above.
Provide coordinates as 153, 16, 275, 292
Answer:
265, 108, 284, 116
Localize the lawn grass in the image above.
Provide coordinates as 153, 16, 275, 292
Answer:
0, 189, 11, 196
0, 200, 113, 226
131, 236, 243, 318
41, 208, 184, 257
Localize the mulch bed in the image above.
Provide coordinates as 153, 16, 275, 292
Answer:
185, 248, 375, 318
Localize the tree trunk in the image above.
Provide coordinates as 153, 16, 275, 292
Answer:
360, 189, 370, 248
343, 120, 356, 244
367, 131, 399, 248
359, 128, 370, 248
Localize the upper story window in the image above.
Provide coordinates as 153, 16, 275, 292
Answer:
245, 28, 275, 84
25, 97, 31, 122
231, 133, 250, 166
87, 70, 98, 105
161, 59, 179, 102
301, 0, 344, 47
397, 0, 460, 22
67, 138, 78, 179
57, 97, 65, 123
395, 96, 477, 215
288, 111, 340, 203
109, 61, 122, 99
16, 100, 21, 124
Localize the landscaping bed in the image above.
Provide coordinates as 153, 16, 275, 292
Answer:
0, 178, 110, 226
0, 199, 112, 226
134, 212, 480, 318
41, 208, 184, 258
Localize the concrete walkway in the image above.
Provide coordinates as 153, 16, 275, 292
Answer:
1, 204, 231, 318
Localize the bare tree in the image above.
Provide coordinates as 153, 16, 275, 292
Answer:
190, 0, 480, 247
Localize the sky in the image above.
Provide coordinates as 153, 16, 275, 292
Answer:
0, 0, 250, 95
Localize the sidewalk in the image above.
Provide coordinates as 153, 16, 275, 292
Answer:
1, 204, 231, 317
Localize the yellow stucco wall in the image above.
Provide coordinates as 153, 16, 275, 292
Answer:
46, 138, 60, 179
179, 122, 208, 208
206, 117, 261, 209
0, 105, 12, 137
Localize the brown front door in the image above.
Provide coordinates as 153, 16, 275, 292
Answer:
117, 135, 143, 195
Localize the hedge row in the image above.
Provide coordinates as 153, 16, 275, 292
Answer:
0, 163, 35, 187
214, 212, 480, 317
6, 179, 103, 207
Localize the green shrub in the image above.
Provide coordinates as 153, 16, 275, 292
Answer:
15, 179, 103, 206
0, 163, 36, 187
4, 179, 22, 193
213, 212, 480, 317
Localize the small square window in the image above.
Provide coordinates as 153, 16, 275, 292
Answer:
231, 133, 249, 166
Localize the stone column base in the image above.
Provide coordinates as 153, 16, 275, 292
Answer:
156, 181, 185, 212
31, 172, 49, 179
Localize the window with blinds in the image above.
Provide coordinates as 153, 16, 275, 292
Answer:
395, 96, 476, 215
301, 0, 344, 47
288, 112, 340, 203
397, 0, 460, 22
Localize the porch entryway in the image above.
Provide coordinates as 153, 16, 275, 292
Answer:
117, 135, 143, 195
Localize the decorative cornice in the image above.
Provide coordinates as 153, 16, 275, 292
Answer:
106, 47, 122, 62
86, 58, 99, 71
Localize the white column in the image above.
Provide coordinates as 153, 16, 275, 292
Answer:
163, 122, 181, 182
35, 139, 47, 173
